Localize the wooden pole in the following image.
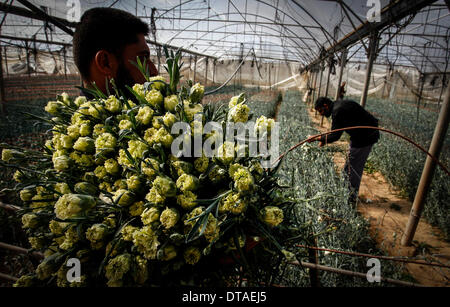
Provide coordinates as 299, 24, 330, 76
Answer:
4, 46, 8, 76
25, 41, 30, 77
213, 59, 216, 85
311, 69, 318, 109
307, 237, 320, 287
193, 55, 197, 83
401, 83, 450, 246
416, 73, 425, 122
317, 62, 324, 98
63, 46, 67, 79
324, 58, 332, 98
335, 50, 347, 101
360, 31, 378, 108
0, 45, 5, 115
204, 57, 208, 87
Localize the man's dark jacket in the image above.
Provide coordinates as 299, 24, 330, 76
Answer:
319, 99, 380, 148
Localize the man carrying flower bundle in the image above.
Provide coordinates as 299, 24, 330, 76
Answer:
73, 7, 158, 97
309, 97, 380, 205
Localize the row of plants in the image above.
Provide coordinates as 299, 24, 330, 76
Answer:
357, 96, 450, 240
274, 90, 410, 286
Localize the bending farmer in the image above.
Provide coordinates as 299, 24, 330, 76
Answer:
309, 97, 380, 204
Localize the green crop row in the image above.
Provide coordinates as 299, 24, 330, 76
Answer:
274, 90, 409, 286
358, 97, 450, 240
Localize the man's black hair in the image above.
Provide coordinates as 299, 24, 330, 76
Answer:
314, 97, 333, 110
73, 7, 149, 80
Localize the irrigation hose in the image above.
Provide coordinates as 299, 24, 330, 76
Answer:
274, 126, 450, 176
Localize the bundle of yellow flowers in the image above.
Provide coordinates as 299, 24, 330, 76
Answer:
1, 48, 299, 287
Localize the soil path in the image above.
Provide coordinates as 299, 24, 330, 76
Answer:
305, 104, 450, 287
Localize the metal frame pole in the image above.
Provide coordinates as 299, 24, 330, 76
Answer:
401, 83, 450, 246
324, 57, 332, 97
0, 45, 5, 115
360, 31, 378, 108
193, 55, 197, 83
204, 57, 208, 87
335, 49, 347, 101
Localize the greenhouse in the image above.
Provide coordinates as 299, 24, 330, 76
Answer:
0, 0, 449, 290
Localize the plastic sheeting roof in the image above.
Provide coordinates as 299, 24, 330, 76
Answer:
0, 0, 449, 73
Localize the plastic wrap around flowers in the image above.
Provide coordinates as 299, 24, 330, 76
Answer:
1, 49, 297, 287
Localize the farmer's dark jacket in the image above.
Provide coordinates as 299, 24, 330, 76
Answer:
319, 99, 380, 148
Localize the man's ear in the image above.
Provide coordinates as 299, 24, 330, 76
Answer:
93, 50, 118, 78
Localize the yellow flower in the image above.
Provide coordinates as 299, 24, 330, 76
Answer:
55, 182, 71, 195
194, 156, 209, 173
233, 167, 254, 192
164, 94, 178, 112
86, 224, 109, 249
105, 254, 132, 285
155, 127, 174, 148
127, 139, 148, 160
143, 127, 157, 144
95, 133, 117, 151
104, 159, 120, 175
141, 207, 160, 225
145, 187, 166, 205
132, 226, 160, 259
217, 141, 235, 165
176, 174, 199, 192
129, 201, 144, 216
94, 165, 108, 179
45, 100, 63, 115
172, 160, 193, 177
152, 116, 163, 129
176, 191, 197, 210
113, 189, 134, 207
260, 206, 284, 227
121, 225, 138, 241
184, 246, 201, 265
132, 84, 145, 97
60, 226, 80, 250
1, 149, 24, 161
145, 89, 163, 108
93, 124, 106, 138
21, 213, 39, 229
126, 175, 141, 191
160, 207, 179, 229
228, 103, 250, 123
54, 194, 96, 220
53, 155, 71, 171
118, 149, 133, 167
136, 106, 154, 126
183, 100, 203, 121
67, 124, 80, 139
36, 257, 57, 280
190, 83, 204, 103
74, 96, 86, 107
119, 119, 133, 130
49, 220, 69, 235
141, 158, 159, 179
19, 188, 35, 201
153, 176, 177, 197
133, 256, 148, 284
104, 95, 121, 113
254, 115, 275, 136
79, 122, 92, 137
220, 192, 247, 215
163, 112, 177, 128
74, 182, 97, 195
149, 76, 166, 91
73, 137, 95, 153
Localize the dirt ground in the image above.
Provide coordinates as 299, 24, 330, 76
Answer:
305, 105, 450, 287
